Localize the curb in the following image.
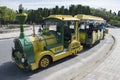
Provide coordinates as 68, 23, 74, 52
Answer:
0, 28, 32, 33
0, 27, 39, 40
0, 37, 16, 40
43, 34, 116, 80
0, 34, 32, 40
0, 28, 32, 40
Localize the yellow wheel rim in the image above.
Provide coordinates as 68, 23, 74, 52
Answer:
40, 57, 49, 68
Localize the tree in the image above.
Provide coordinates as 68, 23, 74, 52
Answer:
109, 10, 112, 14
0, 10, 2, 14
69, 5, 76, 16
55, 6, 59, 14
59, 6, 64, 14
76, 5, 82, 14
113, 12, 116, 16
0, 6, 16, 24
22, 4, 120, 27
0, 10, 2, 19
43, 8, 49, 17
86, 6, 91, 14
28, 10, 35, 23
118, 11, 120, 16
64, 8, 69, 15
52, 6, 59, 14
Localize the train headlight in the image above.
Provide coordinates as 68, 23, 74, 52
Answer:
21, 58, 25, 63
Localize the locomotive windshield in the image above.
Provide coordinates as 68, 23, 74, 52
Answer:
43, 21, 59, 31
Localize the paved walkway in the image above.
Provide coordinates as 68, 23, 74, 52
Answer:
0, 27, 119, 80
74, 28, 120, 80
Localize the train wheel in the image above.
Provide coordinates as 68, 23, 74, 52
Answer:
39, 56, 51, 68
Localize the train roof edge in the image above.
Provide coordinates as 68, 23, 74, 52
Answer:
45, 15, 80, 21
74, 14, 104, 21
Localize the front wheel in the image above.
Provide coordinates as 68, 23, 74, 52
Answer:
39, 56, 51, 68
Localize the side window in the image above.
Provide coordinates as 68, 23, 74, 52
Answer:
70, 25, 74, 29
86, 25, 89, 29
43, 25, 48, 30
69, 25, 75, 33
80, 24, 85, 30
49, 25, 57, 31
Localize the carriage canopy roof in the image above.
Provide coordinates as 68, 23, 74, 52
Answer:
74, 14, 104, 21
45, 15, 80, 21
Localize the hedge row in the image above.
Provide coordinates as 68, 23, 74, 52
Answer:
109, 20, 120, 27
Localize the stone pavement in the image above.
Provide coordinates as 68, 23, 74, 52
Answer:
0, 26, 39, 39
73, 28, 120, 80
0, 27, 118, 80
43, 29, 115, 80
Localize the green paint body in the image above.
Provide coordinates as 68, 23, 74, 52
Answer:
12, 13, 34, 70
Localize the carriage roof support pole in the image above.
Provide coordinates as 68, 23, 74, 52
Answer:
75, 21, 79, 41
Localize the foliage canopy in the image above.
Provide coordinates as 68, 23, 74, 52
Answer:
0, 4, 120, 27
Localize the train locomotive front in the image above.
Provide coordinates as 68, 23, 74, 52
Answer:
12, 31, 58, 70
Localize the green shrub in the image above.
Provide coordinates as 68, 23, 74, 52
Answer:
109, 20, 120, 27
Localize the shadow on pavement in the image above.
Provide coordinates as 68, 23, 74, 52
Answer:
0, 61, 33, 80
0, 39, 102, 80
0, 55, 77, 80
